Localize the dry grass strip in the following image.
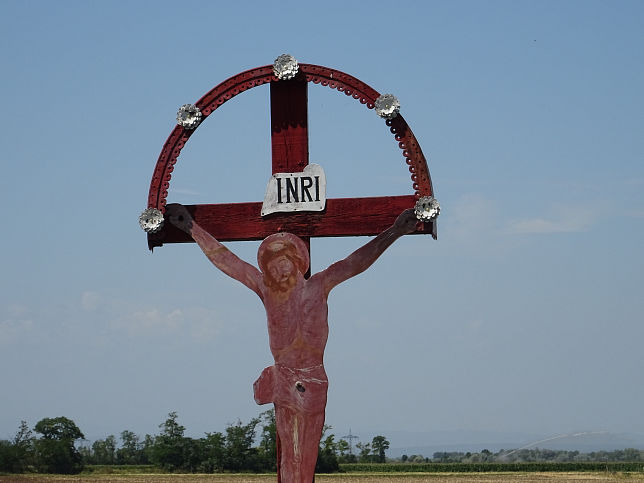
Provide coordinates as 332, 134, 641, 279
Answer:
2, 472, 644, 483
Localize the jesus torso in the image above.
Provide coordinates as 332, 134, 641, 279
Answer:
261, 276, 329, 368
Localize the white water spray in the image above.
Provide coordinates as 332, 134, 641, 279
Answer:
500, 431, 610, 459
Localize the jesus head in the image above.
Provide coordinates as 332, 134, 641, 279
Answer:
257, 233, 309, 291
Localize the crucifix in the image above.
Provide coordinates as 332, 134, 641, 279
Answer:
140, 55, 439, 483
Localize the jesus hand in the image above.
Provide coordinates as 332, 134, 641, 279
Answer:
165, 203, 193, 233
393, 208, 420, 235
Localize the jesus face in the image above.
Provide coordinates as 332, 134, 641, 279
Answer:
265, 255, 298, 291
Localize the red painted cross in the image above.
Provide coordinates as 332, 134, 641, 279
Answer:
146, 63, 436, 255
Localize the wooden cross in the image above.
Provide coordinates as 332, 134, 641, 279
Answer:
145, 60, 437, 483
146, 63, 436, 259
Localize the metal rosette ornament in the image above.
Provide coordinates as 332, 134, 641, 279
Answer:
414, 196, 440, 222
139, 208, 164, 234
273, 54, 299, 80
374, 94, 400, 120
176, 104, 202, 129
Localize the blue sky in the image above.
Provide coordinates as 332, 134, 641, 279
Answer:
1, 0, 643, 450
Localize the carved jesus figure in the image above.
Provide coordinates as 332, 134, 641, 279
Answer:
166, 204, 419, 483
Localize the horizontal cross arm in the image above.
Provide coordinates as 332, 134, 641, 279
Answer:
148, 195, 435, 249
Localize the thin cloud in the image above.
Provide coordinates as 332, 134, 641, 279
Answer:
111, 304, 223, 341
81, 291, 101, 311
506, 206, 596, 234
114, 308, 184, 335
445, 193, 500, 242
0, 305, 34, 343
7, 304, 29, 317
0, 319, 33, 341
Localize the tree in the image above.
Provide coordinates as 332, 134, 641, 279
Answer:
180, 436, 205, 473
142, 434, 156, 464
0, 422, 35, 473
257, 409, 277, 471
117, 430, 144, 465
77, 443, 92, 465
356, 441, 372, 463
91, 435, 117, 464
14, 420, 34, 446
33, 416, 85, 474
623, 448, 641, 461
12, 420, 35, 472
371, 435, 390, 463
336, 438, 350, 463
315, 430, 339, 473
34, 417, 84, 441
199, 432, 225, 473
150, 412, 187, 471
0, 440, 14, 473
224, 417, 260, 471
480, 448, 493, 462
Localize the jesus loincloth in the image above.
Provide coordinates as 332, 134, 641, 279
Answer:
253, 363, 328, 414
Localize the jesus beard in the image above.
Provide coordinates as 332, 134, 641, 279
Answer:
264, 272, 298, 292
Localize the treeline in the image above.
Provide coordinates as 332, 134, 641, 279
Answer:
419, 447, 644, 463
342, 461, 644, 473
3, 412, 643, 476
0, 410, 390, 475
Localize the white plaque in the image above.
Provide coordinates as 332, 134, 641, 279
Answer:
261, 164, 327, 216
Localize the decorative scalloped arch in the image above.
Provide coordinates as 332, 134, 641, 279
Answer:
147, 64, 434, 211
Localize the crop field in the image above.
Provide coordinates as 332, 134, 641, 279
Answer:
2, 473, 644, 483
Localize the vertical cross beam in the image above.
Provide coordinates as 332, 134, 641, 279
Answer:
270, 79, 311, 277
270, 78, 310, 482
271, 79, 309, 173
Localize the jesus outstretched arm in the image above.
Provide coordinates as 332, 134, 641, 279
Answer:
165, 204, 263, 298
313, 208, 419, 295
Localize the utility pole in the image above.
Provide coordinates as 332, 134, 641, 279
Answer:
342, 428, 359, 456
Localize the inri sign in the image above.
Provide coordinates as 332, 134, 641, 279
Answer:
261, 164, 327, 216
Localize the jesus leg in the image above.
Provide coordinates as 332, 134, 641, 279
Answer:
275, 405, 325, 483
